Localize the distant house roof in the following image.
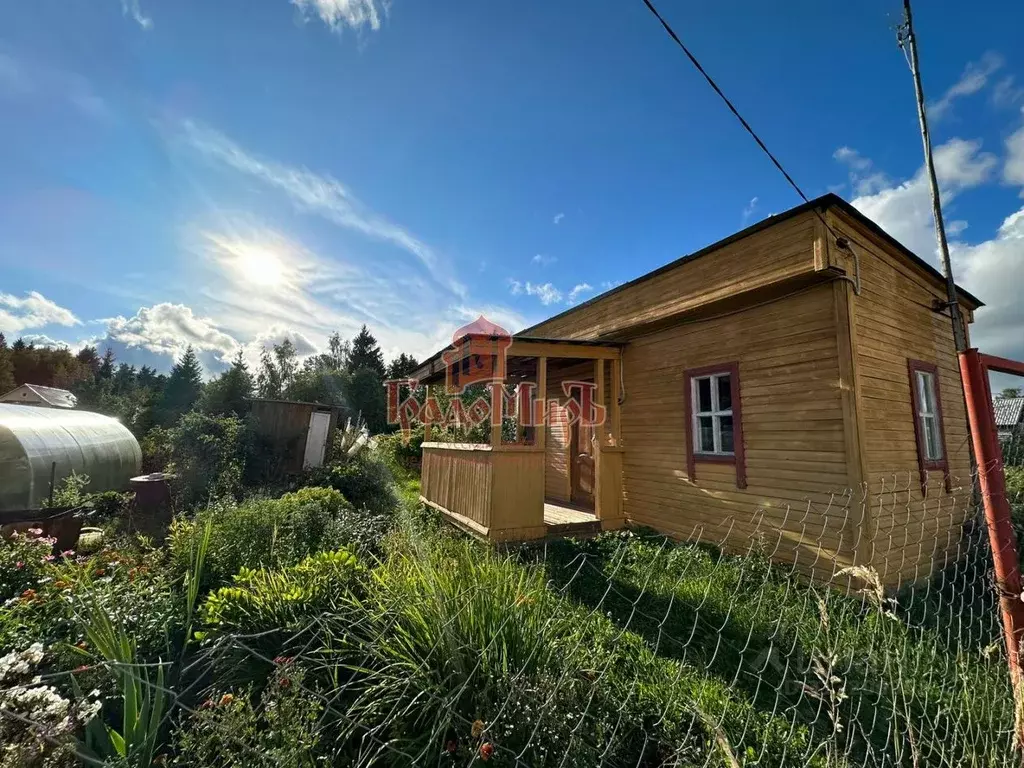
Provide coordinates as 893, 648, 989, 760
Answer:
0, 384, 78, 409
994, 397, 1024, 429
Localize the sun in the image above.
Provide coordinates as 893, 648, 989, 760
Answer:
228, 243, 289, 288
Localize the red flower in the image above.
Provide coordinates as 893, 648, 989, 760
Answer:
20, 588, 36, 600
273, 656, 294, 665
479, 742, 494, 761
278, 677, 291, 689
200, 699, 213, 710
94, 568, 106, 577
444, 739, 458, 754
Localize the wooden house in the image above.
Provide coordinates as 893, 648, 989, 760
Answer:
411, 193, 982, 586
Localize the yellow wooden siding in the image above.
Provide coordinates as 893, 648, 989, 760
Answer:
619, 284, 857, 577
527, 212, 818, 340
829, 210, 974, 586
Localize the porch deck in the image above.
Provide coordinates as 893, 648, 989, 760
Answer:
544, 501, 601, 537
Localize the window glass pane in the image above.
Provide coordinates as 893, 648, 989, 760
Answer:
923, 415, 943, 460
719, 415, 734, 453
917, 371, 936, 414
697, 416, 715, 452
717, 375, 732, 411
696, 378, 712, 413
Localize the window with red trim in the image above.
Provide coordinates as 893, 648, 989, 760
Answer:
684, 363, 746, 489
907, 359, 951, 494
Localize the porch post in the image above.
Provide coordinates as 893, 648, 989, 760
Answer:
594, 359, 604, 517
610, 357, 621, 446
423, 384, 432, 442
490, 380, 503, 446
537, 357, 547, 451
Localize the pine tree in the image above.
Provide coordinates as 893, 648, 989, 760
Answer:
98, 348, 116, 380
202, 350, 254, 415
348, 325, 386, 378
160, 345, 204, 424
386, 352, 419, 380
0, 333, 14, 392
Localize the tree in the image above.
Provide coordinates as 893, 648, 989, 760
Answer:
98, 348, 116, 380
1000, 387, 1022, 399
347, 367, 388, 433
0, 334, 14, 392
302, 331, 350, 374
160, 346, 204, 424
113, 363, 137, 394
387, 352, 419, 380
202, 350, 254, 416
348, 325, 385, 378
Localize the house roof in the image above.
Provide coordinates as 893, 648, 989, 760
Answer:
519, 192, 983, 336
994, 397, 1024, 428
0, 384, 77, 408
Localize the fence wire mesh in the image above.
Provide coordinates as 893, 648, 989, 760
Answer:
3, 456, 1024, 767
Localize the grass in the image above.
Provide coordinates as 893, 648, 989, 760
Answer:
537, 527, 1015, 767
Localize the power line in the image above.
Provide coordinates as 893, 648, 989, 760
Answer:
637, 0, 811, 205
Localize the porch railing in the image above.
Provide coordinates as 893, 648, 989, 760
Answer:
420, 442, 547, 541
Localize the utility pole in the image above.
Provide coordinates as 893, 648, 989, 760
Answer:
897, 0, 969, 353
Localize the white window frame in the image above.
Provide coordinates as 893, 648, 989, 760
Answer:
915, 370, 943, 461
691, 373, 734, 456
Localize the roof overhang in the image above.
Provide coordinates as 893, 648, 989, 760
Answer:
411, 335, 623, 386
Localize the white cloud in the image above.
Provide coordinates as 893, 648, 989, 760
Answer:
18, 334, 70, 349
992, 76, 1024, 110
1005, 125, 1024, 190
531, 253, 557, 266
98, 303, 240, 366
120, 0, 153, 30
553, 212, 565, 224
521, 282, 562, 305
0, 291, 80, 334
843, 137, 1024, 367
833, 146, 891, 196
291, 0, 386, 32
567, 283, 593, 304
178, 121, 451, 290
843, 138, 996, 258
742, 196, 758, 221
929, 52, 1004, 120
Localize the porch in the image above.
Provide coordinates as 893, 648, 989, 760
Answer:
414, 335, 626, 542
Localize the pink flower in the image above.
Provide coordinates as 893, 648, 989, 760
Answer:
479, 743, 494, 761
15, 561, 24, 569
61, 550, 75, 557
42, 554, 55, 563
27, 528, 43, 536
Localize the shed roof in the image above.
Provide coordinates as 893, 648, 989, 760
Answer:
1, 384, 77, 408
994, 397, 1024, 428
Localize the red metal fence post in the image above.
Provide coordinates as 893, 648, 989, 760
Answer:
959, 348, 1024, 742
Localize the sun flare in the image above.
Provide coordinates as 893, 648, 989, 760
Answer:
232, 244, 288, 287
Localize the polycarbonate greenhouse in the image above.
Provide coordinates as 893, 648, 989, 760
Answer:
0, 404, 141, 511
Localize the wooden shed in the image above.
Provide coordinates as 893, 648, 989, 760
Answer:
412, 193, 982, 587
248, 398, 341, 475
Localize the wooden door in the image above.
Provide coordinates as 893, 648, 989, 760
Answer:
570, 415, 595, 508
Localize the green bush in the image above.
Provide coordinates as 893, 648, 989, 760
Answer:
197, 549, 362, 684
0, 541, 180, 682
301, 452, 397, 515
375, 426, 423, 470
0, 529, 54, 603
171, 671, 325, 768
169, 488, 354, 589
163, 412, 253, 509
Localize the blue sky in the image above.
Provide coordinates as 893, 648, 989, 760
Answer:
1, 0, 1022, 379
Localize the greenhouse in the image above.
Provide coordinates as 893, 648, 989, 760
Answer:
0, 404, 141, 512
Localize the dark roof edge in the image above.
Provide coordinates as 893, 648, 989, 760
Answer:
519, 193, 983, 336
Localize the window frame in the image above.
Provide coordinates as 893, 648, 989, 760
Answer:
684, 362, 746, 489
907, 359, 951, 494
